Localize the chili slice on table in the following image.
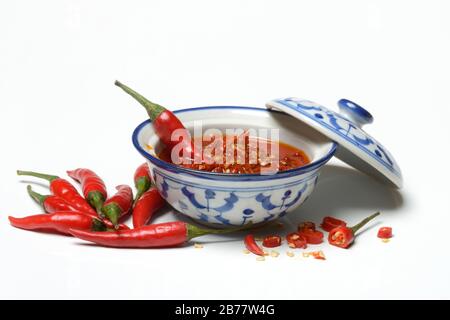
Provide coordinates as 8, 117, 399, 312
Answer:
298, 228, 324, 245
298, 221, 316, 232
286, 232, 307, 249
17, 170, 97, 216
321, 216, 347, 232
262, 235, 282, 248
328, 212, 380, 249
377, 226, 393, 239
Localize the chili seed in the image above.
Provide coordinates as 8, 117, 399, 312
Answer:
194, 243, 203, 249
256, 256, 265, 261
286, 251, 295, 257
243, 249, 250, 254
382, 238, 390, 243
270, 250, 280, 257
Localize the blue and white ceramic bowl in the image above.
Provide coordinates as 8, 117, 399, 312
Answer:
133, 106, 337, 227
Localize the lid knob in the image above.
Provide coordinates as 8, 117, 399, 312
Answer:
338, 99, 373, 128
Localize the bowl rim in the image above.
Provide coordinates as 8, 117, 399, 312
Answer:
132, 106, 338, 181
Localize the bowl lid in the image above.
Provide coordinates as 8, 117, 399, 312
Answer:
266, 97, 403, 188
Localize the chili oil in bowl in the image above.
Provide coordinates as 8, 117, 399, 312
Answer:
133, 106, 336, 227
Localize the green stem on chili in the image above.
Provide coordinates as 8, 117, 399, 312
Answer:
17, 170, 59, 182
350, 211, 380, 234
27, 185, 46, 205
114, 81, 165, 120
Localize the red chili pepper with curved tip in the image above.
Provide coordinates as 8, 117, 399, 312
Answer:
132, 188, 165, 228
115, 81, 195, 161
244, 234, 264, 256
17, 170, 96, 216
69, 221, 246, 248
101, 185, 133, 228
321, 216, 347, 232
27, 185, 81, 213
9, 212, 107, 235
134, 163, 152, 204
67, 168, 107, 215
329, 212, 380, 248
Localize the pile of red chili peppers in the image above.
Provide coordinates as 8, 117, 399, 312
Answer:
12, 164, 246, 247
9, 81, 250, 248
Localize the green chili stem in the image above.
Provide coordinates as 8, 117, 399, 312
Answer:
17, 170, 59, 182
187, 222, 253, 241
114, 80, 165, 120
26, 185, 47, 206
133, 177, 152, 206
91, 218, 107, 232
350, 212, 380, 234
87, 191, 105, 217
101, 203, 122, 229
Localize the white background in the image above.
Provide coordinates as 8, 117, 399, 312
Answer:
1, 0, 449, 299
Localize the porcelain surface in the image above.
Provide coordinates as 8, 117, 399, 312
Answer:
133, 106, 337, 226
266, 98, 403, 188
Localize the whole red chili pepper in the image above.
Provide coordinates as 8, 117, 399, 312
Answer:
132, 188, 166, 228
244, 234, 265, 256
27, 185, 81, 214
328, 212, 380, 249
115, 81, 195, 161
67, 168, 107, 215
69, 221, 246, 248
133, 163, 152, 204
17, 170, 97, 216
26, 186, 130, 230
102, 185, 133, 228
9, 212, 107, 235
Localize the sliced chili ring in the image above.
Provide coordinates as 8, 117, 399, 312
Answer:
298, 221, 316, 232
286, 232, 307, 249
320, 216, 347, 232
377, 227, 393, 239
262, 235, 282, 248
299, 229, 324, 245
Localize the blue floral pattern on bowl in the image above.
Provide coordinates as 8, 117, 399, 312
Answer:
132, 106, 337, 227
268, 98, 402, 188
152, 168, 319, 226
